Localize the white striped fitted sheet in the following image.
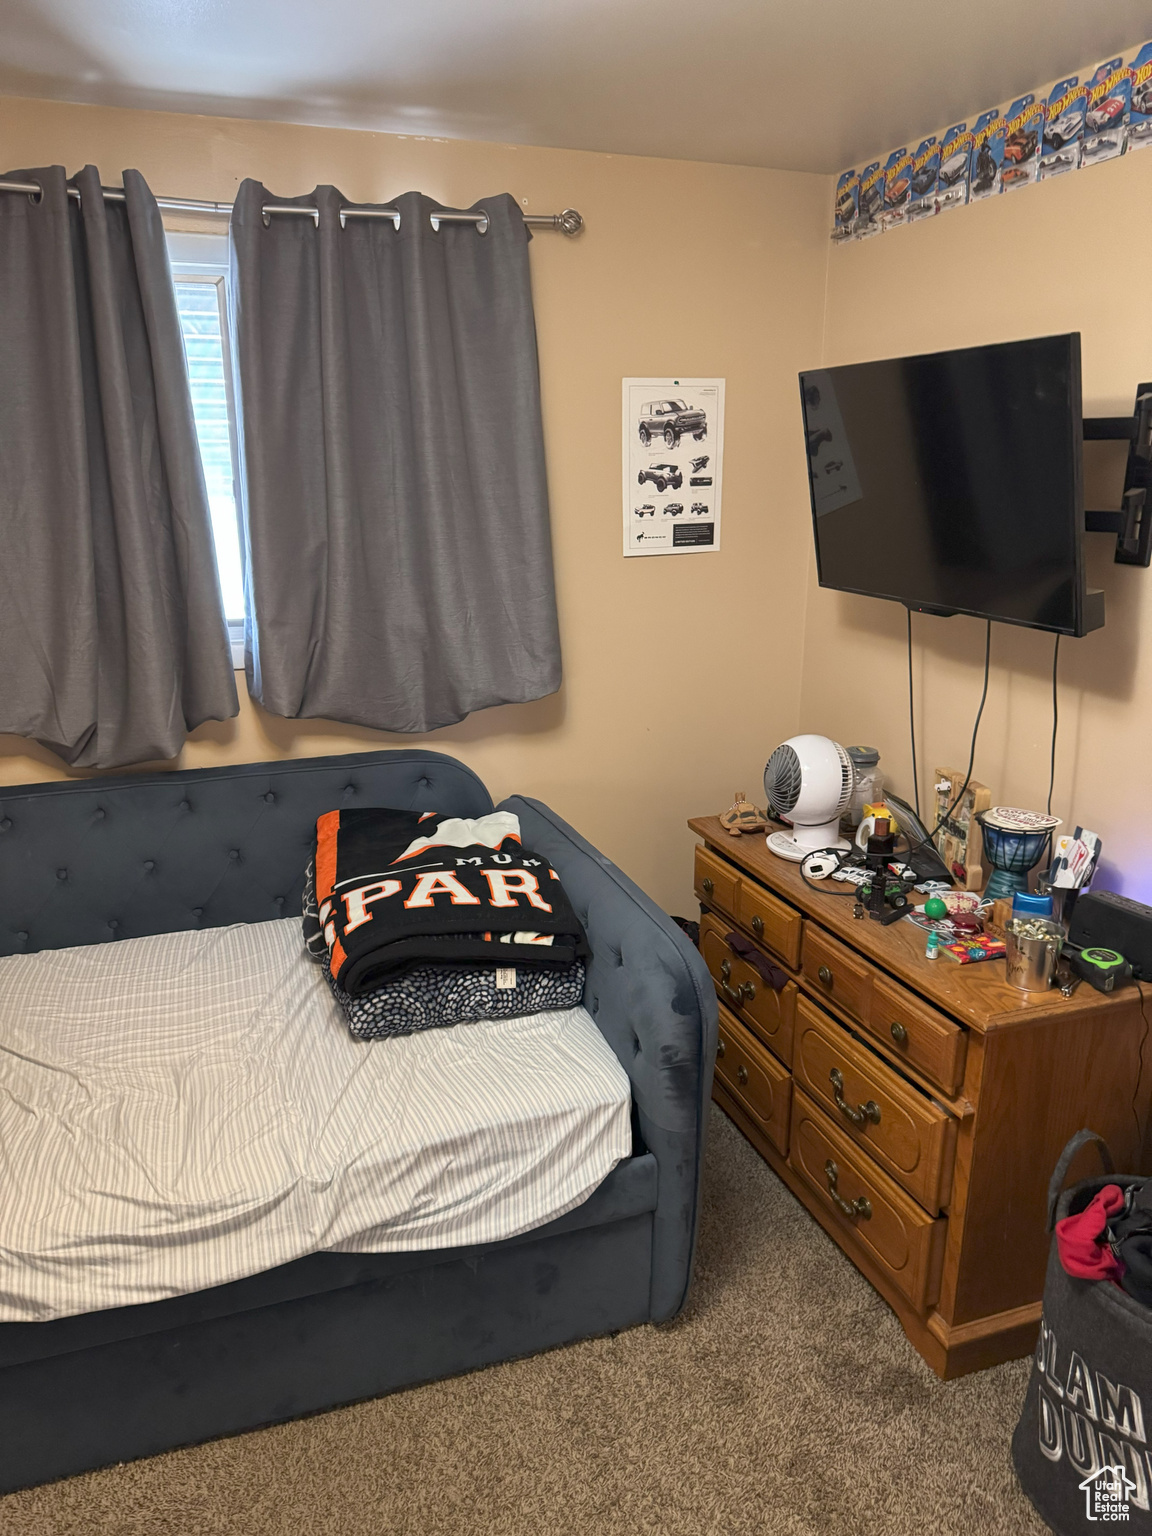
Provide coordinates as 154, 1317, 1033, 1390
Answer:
0, 918, 631, 1323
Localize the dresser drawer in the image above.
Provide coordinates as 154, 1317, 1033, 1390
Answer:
715, 1004, 792, 1156
695, 844, 803, 967
700, 914, 797, 1066
867, 975, 968, 1098
788, 1088, 946, 1313
792, 998, 956, 1213
694, 845, 741, 924
737, 881, 802, 968
802, 925, 874, 1024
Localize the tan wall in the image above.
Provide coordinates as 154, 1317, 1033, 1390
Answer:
0, 95, 831, 912
806, 151, 1152, 899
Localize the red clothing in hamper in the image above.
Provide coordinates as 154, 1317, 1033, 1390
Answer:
1055, 1183, 1126, 1283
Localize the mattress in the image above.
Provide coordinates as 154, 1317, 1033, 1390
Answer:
0, 919, 631, 1323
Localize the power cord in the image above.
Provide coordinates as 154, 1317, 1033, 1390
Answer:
1047, 634, 1060, 817
926, 619, 993, 846
1045, 633, 1060, 871
1134, 979, 1151, 1152
906, 608, 920, 818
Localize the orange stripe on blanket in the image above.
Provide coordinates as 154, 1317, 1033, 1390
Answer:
315, 810, 341, 902
329, 937, 347, 977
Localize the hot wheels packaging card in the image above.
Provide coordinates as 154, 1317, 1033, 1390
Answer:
1040, 75, 1087, 176
1126, 42, 1152, 152
1082, 56, 1129, 164
1001, 93, 1044, 190
832, 168, 859, 241
856, 161, 884, 237
880, 146, 913, 229
969, 109, 1006, 200
907, 137, 940, 221
936, 122, 974, 210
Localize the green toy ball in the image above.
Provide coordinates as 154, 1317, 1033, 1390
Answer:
923, 896, 948, 920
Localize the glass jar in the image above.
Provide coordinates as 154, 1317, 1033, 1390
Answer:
845, 745, 883, 829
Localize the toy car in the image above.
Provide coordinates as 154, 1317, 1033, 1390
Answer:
886, 177, 910, 206
824, 458, 844, 475
1041, 149, 1078, 174
972, 142, 998, 193
689, 502, 709, 516
1134, 80, 1152, 115
637, 399, 707, 448
910, 165, 938, 196
689, 475, 712, 486
1004, 128, 1038, 163
936, 184, 965, 209
664, 503, 685, 517
1001, 163, 1031, 187
835, 189, 855, 224
637, 463, 682, 491
939, 151, 968, 186
690, 455, 709, 472
1128, 117, 1152, 144
634, 504, 655, 517
1044, 109, 1084, 150
1086, 95, 1125, 133
859, 182, 883, 218
1082, 132, 1120, 158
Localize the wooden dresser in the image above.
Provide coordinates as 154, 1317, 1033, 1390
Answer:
689, 815, 1150, 1379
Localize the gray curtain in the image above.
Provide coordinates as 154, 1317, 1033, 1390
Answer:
229, 183, 561, 733
0, 164, 238, 769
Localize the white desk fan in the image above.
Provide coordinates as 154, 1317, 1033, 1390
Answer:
763, 734, 854, 861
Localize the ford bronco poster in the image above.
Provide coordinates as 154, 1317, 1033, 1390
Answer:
623, 378, 725, 556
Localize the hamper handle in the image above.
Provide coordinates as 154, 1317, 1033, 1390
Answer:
1047, 1129, 1115, 1231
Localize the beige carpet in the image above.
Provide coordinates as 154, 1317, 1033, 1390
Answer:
3, 1106, 1048, 1536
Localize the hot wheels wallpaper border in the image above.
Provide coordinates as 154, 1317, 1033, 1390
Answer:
831, 35, 1152, 241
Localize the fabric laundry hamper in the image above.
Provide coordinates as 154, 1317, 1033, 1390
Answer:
1012, 1131, 1152, 1532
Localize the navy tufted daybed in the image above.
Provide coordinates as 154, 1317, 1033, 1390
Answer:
0, 749, 716, 1492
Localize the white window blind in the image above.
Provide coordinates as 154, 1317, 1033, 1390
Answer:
167, 232, 245, 666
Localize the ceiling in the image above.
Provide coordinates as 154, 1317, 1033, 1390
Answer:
4, 0, 1152, 174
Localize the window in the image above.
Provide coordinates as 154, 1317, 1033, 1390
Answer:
167, 231, 245, 667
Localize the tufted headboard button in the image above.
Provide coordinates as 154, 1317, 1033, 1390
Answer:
56, 869, 67, 881
94, 808, 105, 820
264, 792, 276, 804
0, 819, 10, 832
191, 907, 203, 918
179, 800, 191, 812
17, 931, 28, 943
143, 861, 155, 872
228, 849, 240, 861
109, 919, 119, 930
274, 896, 285, 907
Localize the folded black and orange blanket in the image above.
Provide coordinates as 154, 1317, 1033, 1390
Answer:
302, 808, 589, 997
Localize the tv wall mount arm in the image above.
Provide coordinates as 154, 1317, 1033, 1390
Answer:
1084, 383, 1152, 567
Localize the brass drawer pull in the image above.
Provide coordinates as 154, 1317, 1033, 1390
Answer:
751, 914, 764, 938
817, 964, 833, 987
829, 1067, 881, 1128
701, 877, 714, 897
719, 958, 756, 1008
716, 1038, 726, 1059
737, 1064, 749, 1086
825, 1159, 872, 1221
890, 1021, 909, 1046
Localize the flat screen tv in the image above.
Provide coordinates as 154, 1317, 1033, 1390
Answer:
799, 333, 1102, 636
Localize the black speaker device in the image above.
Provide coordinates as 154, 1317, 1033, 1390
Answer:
1066, 890, 1152, 982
